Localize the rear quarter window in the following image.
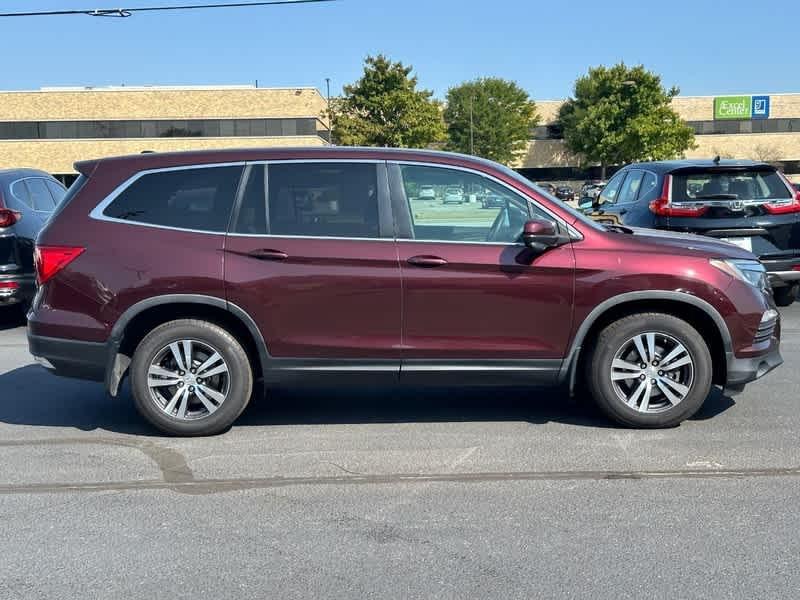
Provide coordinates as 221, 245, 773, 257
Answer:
101, 165, 243, 232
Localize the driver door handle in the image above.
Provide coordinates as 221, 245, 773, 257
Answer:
407, 255, 448, 268
246, 248, 289, 261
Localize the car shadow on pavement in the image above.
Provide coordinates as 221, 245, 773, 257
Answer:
0, 366, 736, 435
0, 365, 154, 436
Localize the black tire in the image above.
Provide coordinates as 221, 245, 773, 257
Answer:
130, 319, 253, 436
586, 313, 712, 428
772, 285, 796, 307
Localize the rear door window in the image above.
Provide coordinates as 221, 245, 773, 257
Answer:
267, 162, 380, 239
102, 165, 244, 232
616, 170, 645, 204
673, 170, 792, 202
25, 178, 57, 212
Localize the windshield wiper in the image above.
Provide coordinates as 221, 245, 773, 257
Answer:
692, 194, 738, 200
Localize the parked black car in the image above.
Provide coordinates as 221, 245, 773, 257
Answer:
0, 169, 66, 312
554, 185, 575, 201
537, 182, 556, 195
583, 159, 800, 305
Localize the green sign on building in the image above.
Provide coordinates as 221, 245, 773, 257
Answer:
714, 96, 752, 120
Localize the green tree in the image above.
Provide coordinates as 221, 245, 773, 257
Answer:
558, 63, 695, 177
444, 78, 539, 164
331, 55, 445, 148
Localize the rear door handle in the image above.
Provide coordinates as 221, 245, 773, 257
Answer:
247, 249, 289, 261
407, 255, 448, 267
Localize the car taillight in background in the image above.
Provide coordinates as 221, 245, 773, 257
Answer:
34, 246, 84, 285
767, 172, 800, 214
0, 209, 21, 228
649, 175, 709, 217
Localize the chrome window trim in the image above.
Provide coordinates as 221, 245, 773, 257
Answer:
89, 159, 387, 237
226, 232, 396, 242
87, 157, 581, 243
392, 160, 581, 243
89, 161, 248, 235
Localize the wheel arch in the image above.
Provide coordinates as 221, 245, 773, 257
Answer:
561, 291, 732, 391
106, 294, 269, 396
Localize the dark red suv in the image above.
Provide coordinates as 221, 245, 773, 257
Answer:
28, 147, 783, 435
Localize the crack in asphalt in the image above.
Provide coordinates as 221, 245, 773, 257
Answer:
0, 437, 194, 485
0, 464, 799, 495
2, 437, 800, 495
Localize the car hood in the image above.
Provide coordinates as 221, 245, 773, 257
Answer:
623, 226, 756, 260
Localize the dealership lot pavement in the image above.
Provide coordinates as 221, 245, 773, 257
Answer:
1, 307, 799, 598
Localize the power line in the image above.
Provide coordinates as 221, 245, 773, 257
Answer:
0, 0, 338, 18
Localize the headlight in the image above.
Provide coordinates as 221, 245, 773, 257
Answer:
710, 259, 767, 290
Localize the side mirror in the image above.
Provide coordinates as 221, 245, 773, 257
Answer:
522, 219, 562, 251
591, 195, 604, 210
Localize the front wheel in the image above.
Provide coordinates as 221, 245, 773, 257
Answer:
130, 319, 253, 436
772, 285, 797, 307
586, 313, 712, 428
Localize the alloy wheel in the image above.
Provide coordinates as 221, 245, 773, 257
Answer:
146, 339, 230, 421
609, 332, 694, 414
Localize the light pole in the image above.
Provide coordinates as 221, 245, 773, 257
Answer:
325, 77, 332, 145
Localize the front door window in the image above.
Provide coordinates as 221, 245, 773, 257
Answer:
399, 165, 549, 244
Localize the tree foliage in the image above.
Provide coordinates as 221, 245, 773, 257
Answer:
558, 63, 695, 173
331, 55, 445, 148
444, 77, 538, 164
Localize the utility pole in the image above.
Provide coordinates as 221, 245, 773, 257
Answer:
325, 77, 332, 145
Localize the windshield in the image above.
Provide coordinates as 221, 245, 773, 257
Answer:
495, 164, 606, 231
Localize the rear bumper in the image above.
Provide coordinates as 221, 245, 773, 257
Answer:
27, 333, 107, 382
0, 273, 35, 306
724, 345, 783, 395
762, 256, 800, 287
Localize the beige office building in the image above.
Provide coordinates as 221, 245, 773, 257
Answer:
0, 85, 330, 183
1, 85, 798, 183
522, 93, 800, 180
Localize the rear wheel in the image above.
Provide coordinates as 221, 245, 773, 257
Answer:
586, 313, 712, 428
130, 319, 253, 436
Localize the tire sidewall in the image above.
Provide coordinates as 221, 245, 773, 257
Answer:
589, 314, 712, 428
130, 320, 253, 436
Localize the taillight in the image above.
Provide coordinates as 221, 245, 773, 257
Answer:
766, 171, 800, 214
0, 209, 21, 228
34, 246, 84, 285
649, 175, 709, 217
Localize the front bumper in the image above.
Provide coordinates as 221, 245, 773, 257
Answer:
724, 345, 783, 395
761, 256, 800, 288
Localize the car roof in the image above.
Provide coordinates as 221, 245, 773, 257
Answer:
624, 158, 775, 174
75, 146, 506, 177
0, 168, 56, 182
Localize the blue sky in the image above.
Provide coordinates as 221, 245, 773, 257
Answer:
1, 0, 796, 99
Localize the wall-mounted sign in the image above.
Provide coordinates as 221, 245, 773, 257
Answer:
714, 95, 770, 120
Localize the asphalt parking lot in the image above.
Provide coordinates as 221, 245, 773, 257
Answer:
1, 306, 799, 598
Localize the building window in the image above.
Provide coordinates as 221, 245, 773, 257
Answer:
0, 118, 326, 140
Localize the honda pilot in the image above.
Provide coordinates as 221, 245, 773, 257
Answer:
28, 148, 782, 436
